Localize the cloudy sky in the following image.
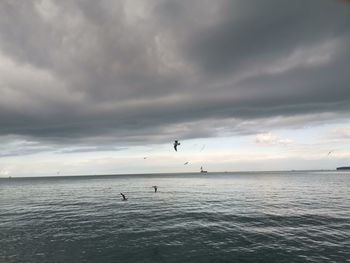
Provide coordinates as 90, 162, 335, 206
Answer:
1, 0, 350, 176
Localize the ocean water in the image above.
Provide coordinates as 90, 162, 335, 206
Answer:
0, 171, 349, 263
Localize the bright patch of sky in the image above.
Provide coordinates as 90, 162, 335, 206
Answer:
1, 120, 350, 177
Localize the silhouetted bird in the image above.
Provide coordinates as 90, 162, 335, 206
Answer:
184, 162, 189, 165
174, 140, 181, 151
120, 193, 128, 201
152, 186, 158, 193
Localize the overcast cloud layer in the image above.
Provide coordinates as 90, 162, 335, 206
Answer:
1, 0, 350, 151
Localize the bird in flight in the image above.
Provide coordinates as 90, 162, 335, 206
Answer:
327, 150, 334, 156
184, 161, 189, 165
120, 193, 128, 201
152, 186, 158, 193
174, 140, 181, 151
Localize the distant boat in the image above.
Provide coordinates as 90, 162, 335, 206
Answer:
200, 166, 207, 173
336, 166, 350, 170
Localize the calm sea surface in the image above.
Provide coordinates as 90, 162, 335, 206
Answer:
1, 171, 349, 263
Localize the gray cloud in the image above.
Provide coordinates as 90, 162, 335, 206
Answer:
0, 0, 350, 153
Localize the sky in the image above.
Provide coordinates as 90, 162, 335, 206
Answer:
1, 0, 350, 176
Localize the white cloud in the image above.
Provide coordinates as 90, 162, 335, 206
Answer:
255, 132, 293, 145
330, 127, 350, 139
35, 0, 59, 22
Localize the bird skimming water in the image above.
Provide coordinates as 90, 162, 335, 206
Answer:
120, 193, 128, 201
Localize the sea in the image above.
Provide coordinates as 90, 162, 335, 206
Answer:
0, 171, 349, 263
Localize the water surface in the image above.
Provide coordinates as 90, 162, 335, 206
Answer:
1, 171, 349, 262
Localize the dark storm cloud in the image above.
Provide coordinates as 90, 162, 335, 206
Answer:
186, 0, 350, 74
0, 0, 350, 152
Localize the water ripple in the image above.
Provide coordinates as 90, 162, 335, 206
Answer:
1, 171, 349, 262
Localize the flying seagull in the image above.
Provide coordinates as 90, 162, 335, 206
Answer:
120, 193, 128, 201
174, 140, 181, 151
152, 186, 158, 193
327, 150, 334, 156
184, 161, 189, 165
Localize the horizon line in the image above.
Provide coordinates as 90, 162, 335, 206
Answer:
0, 169, 341, 179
